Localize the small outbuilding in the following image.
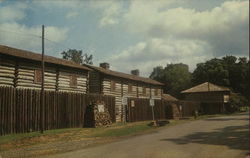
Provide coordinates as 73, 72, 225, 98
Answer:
181, 82, 230, 115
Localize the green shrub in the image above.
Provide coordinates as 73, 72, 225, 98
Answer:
228, 93, 249, 112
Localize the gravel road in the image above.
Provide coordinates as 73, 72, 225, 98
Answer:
44, 113, 250, 158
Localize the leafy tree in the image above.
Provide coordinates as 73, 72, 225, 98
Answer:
192, 58, 229, 86
192, 55, 250, 101
83, 53, 93, 65
150, 63, 192, 98
149, 66, 164, 82
228, 93, 249, 113
61, 49, 93, 65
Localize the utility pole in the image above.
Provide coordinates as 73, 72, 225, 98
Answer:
40, 25, 45, 133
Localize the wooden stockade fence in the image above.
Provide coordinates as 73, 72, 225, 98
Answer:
0, 86, 115, 136
126, 98, 166, 122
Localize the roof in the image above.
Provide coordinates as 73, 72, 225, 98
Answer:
181, 82, 230, 93
86, 65, 164, 86
162, 94, 178, 102
0, 45, 91, 71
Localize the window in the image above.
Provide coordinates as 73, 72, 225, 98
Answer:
111, 80, 116, 91
142, 87, 146, 96
70, 75, 77, 87
128, 84, 132, 93
34, 69, 42, 83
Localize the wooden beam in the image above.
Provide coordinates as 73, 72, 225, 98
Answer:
14, 61, 19, 88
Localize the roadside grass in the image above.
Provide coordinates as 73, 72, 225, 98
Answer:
0, 112, 242, 157
0, 121, 157, 152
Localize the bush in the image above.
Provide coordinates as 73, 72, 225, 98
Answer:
228, 93, 249, 113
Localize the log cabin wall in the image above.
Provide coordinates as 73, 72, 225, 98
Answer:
150, 86, 162, 100
16, 61, 57, 91
89, 71, 101, 93
58, 70, 87, 93
102, 77, 123, 122
0, 57, 88, 93
122, 82, 137, 98
0, 59, 15, 87
183, 91, 229, 103
98, 75, 163, 122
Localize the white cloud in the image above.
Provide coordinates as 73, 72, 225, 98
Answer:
0, 22, 68, 54
65, 11, 79, 19
124, 0, 249, 55
90, 0, 123, 27
32, 0, 84, 20
105, 0, 249, 76
0, 1, 69, 56
32, 0, 84, 9
0, 2, 28, 22
107, 38, 212, 76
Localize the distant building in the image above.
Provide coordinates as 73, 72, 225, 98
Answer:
181, 82, 230, 114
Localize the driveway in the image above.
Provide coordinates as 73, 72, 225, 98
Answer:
44, 113, 250, 158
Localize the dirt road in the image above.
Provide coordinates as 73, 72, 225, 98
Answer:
44, 113, 249, 158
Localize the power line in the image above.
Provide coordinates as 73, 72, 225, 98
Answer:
44, 37, 72, 50
0, 28, 41, 38
0, 27, 88, 52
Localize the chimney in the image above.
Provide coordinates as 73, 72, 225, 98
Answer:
131, 69, 139, 76
100, 62, 110, 69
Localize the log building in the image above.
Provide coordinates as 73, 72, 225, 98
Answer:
87, 63, 164, 122
181, 82, 230, 114
0, 45, 90, 93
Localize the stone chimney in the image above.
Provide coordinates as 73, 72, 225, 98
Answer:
100, 62, 110, 69
131, 69, 139, 76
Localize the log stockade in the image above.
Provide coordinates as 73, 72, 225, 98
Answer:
126, 98, 166, 122
0, 86, 115, 136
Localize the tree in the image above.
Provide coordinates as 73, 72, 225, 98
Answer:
83, 53, 93, 65
61, 49, 93, 65
192, 55, 250, 101
150, 63, 192, 98
192, 58, 229, 86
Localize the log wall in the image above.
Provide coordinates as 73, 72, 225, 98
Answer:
102, 78, 123, 122
0, 60, 88, 93
58, 71, 87, 93
89, 71, 101, 93
99, 76, 163, 122
0, 63, 15, 87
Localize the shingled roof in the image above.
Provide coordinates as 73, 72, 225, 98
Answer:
0, 45, 91, 71
162, 94, 178, 102
86, 65, 164, 86
181, 82, 230, 93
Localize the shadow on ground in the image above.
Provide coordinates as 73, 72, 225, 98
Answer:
204, 117, 250, 121
161, 124, 250, 151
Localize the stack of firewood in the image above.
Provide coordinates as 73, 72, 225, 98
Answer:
93, 104, 112, 127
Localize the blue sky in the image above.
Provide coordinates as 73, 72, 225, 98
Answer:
0, 0, 249, 76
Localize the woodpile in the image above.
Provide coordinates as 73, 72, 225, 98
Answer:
93, 101, 112, 127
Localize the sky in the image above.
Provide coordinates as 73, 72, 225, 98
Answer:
0, 0, 249, 77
